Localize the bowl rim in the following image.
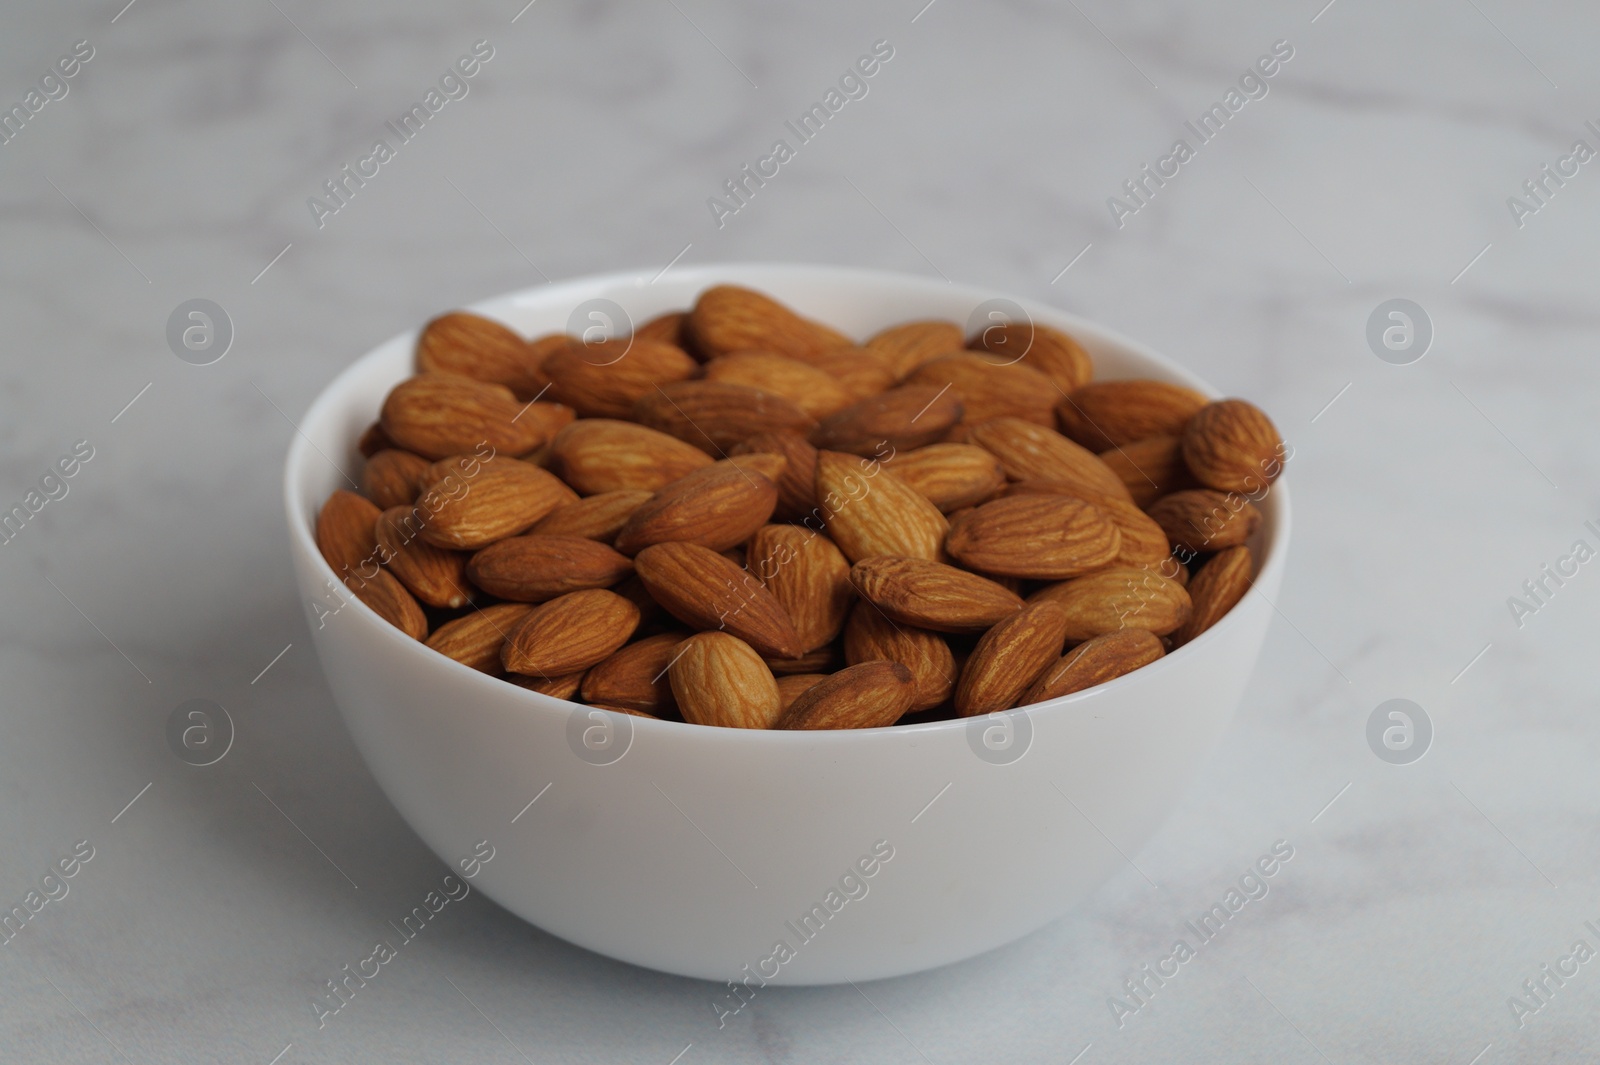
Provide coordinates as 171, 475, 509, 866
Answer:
284, 261, 1291, 744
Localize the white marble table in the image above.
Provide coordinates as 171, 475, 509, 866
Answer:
2, 0, 1597, 1061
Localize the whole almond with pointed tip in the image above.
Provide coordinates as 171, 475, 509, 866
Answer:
748, 525, 854, 652
1146, 489, 1262, 554
379, 373, 545, 459
776, 673, 827, 712
633, 381, 816, 455
358, 422, 395, 458
1023, 629, 1165, 702
362, 449, 432, 509
704, 352, 855, 418
966, 417, 1131, 502
551, 419, 714, 494
346, 568, 428, 640
376, 506, 471, 608
850, 556, 1023, 633
635, 311, 691, 350
416, 311, 547, 399
810, 348, 898, 399
542, 338, 698, 419
425, 603, 535, 672
1182, 399, 1284, 494
1056, 380, 1209, 450
581, 632, 687, 713
1029, 567, 1192, 641
531, 489, 653, 540
809, 384, 964, 457
689, 284, 851, 361
467, 535, 633, 602
1001, 482, 1169, 566
507, 671, 586, 699
669, 631, 782, 729
842, 602, 955, 711
501, 589, 640, 677
633, 542, 804, 658
955, 600, 1071, 715
1097, 434, 1195, 507
883, 443, 1006, 512
815, 451, 948, 563
967, 320, 1094, 394
776, 661, 917, 730
316, 490, 382, 578
867, 320, 964, 380
731, 431, 817, 521
1171, 545, 1253, 646
417, 461, 576, 550
906, 354, 1058, 426
945, 495, 1120, 578
614, 464, 777, 555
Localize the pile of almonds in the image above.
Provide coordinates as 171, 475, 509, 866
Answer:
316, 285, 1285, 730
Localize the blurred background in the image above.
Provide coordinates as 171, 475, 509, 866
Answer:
2, 0, 1598, 1061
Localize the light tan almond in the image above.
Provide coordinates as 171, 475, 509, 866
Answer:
633, 381, 816, 455
580, 632, 687, 713
358, 422, 394, 458
866, 320, 964, 379
814, 451, 948, 563
850, 556, 1023, 633
376, 506, 472, 608
379, 373, 545, 460
362, 449, 432, 510
551, 418, 714, 494
966, 417, 1131, 502
747, 525, 854, 652
955, 600, 1071, 715
1181, 399, 1285, 494
731, 431, 818, 522
967, 320, 1093, 393
1029, 567, 1192, 641
531, 489, 653, 540
1146, 489, 1262, 554
944, 495, 1120, 578
668, 631, 782, 729
688, 285, 851, 361
776, 673, 827, 712
703, 352, 855, 418
1056, 379, 1209, 450
810, 348, 898, 399
614, 464, 777, 555
633, 542, 805, 659
776, 661, 917, 730
906, 354, 1058, 426
506, 671, 585, 699
467, 535, 633, 602
883, 443, 1006, 512
415, 311, 547, 399
425, 603, 536, 672
809, 384, 964, 457
346, 568, 427, 640
542, 338, 699, 419
1097, 434, 1195, 507
1000, 482, 1169, 567
842, 602, 955, 712
417, 461, 576, 550
1171, 545, 1253, 646
1023, 629, 1165, 702
316, 490, 382, 578
501, 589, 640, 677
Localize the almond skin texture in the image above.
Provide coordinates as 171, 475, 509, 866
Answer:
809, 384, 964, 457
1171, 545, 1254, 646
842, 602, 956, 712
633, 542, 805, 659
955, 600, 1071, 715
967, 417, 1131, 503
633, 381, 817, 455
467, 535, 633, 602
689, 285, 850, 362
1146, 489, 1263, 554
776, 661, 917, 730
1097, 434, 1196, 507
810, 348, 898, 400
815, 451, 949, 563
732, 432, 818, 521
968, 321, 1093, 393
347, 568, 428, 640
614, 464, 778, 555
883, 443, 1006, 512
776, 673, 827, 712
1056, 380, 1209, 451
551, 418, 714, 494
316, 490, 382, 577
376, 506, 472, 608
747, 525, 854, 652
703, 352, 856, 418
669, 631, 782, 729
379, 373, 545, 460
425, 603, 535, 673
866, 320, 964, 380
501, 589, 640, 677
542, 338, 699, 419
581, 632, 687, 713
531, 489, 653, 540
1001, 483, 1170, 567
1182, 399, 1285, 494
1029, 567, 1192, 641
362, 449, 433, 510
850, 557, 1023, 633
906, 354, 1058, 426
418, 461, 577, 550
416, 311, 546, 399
1023, 629, 1165, 702
944, 495, 1120, 579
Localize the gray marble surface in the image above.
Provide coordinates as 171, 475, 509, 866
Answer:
2, 0, 1598, 1061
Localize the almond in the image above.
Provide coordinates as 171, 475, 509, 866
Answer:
635, 311, 691, 350
358, 422, 394, 457
668, 631, 782, 729
703, 352, 855, 418
748, 525, 854, 652
515, 402, 578, 448
1029, 567, 1192, 641
531, 489, 652, 540
501, 589, 640, 677
954, 600, 1070, 715
967, 320, 1094, 393
347, 569, 427, 640
379, 373, 545, 460
944, 495, 1120, 578
688, 284, 850, 361
776, 673, 827, 712
633, 381, 816, 455
1056, 379, 1209, 450
776, 661, 917, 730
633, 542, 804, 659
866, 320, 964, 380
809, 384, 963, 457
507, 671, 585, 699
906, 354, 1058, 426
376, 506, 472, 608
815, 451, 949, 563
720, 452, 787, 481
810, 348, 898, 399
850, 556, 1023, 632
551, 418, 714, 494
315, 490, 381, 577
1097, 434, 1195, 507
842, 601, 955, 712
425, 603, 535, 672
966, 417, 1131, 502
1001, 483, 1169, 566
1181, 399, 1285, 494
580, 632, 687, 713
882, 443, 1006, 512
542, 338, 699, 419
1171, 545, 1253, 646
614, 464, 778, 555
1146, 489, 1262, 554
764, 645, 842, 675
416, 311, 547, 399
731, 431, 817, 521
1023, 629, 1165, 702
417, 460, 577, 550
362, 449, 432, 509
467, 534, 633, 601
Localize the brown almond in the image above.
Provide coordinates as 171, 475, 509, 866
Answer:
776, 673, 827, 712
703, 352, 856, 418
866, 320, 964, 380
810, 348, 898, 399
850, 556, 1023, 632
966, 417, 1131, 503
967, 320, 1094, 394
362, 449, 432, 509
467, 535, 633, 602
633, 381, 816, 455
1182, 399, 1285, 494
1147, 489, 1262, 554
731, 431, 818, 521
551, 418, 714, 494
635, 311, 691, 349
358, 422, 394, 457
542, 338, 699, 419
425, 603, 535, 673
954, 601, 1071, 715
1029, 567, 1192, 641
883, 443, 1006, 512
776, 661, 917, 730
376, 506, 472, 608
346, 569, 427, 640
668, 631, 782, 729
815, 451, 949, 563
501, 589, 640, 677
614, 464, 778, 555
580, 632, 687, 713
633, 542, 804, 659
944, 495, 1120, 578
379, 373, 545, 460
906, 354, 1058, 426
764, 645, 842, 675
516, 402, 577, 448
507, 671, 585, 699
842, 602, 955, 712
417, 461, 576, 550
316, 490, 382, 577
416, 311, 547, 399
688, 285, 850, 361
809, 384, 964, 457
531, 489, 653, 540
1097, 434, 1196, 507
1171, 545, 1253, 646
1056, 379, 1209, 451
748, 525, 854, 652
1001, 483, 1169, 566
1023, 630, 1165, 702
720, 452, 787, 481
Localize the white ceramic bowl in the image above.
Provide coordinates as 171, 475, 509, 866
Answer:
284, 264, 1289, 985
